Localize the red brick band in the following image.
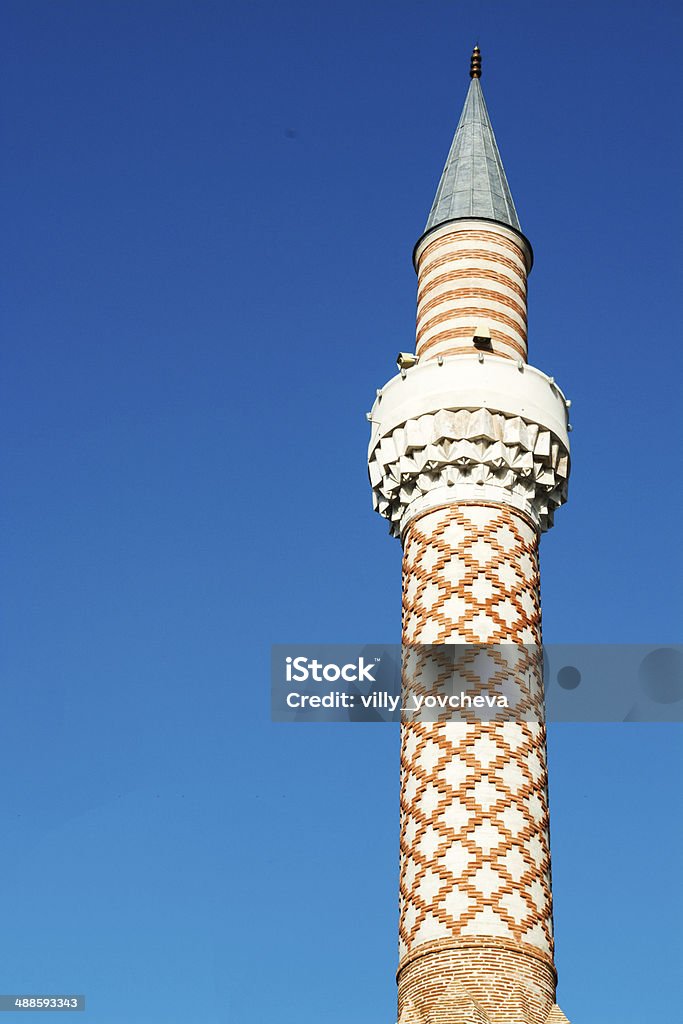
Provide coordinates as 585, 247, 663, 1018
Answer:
416, 306, 527, 344
417, 327, 527, 361
419, 247, 527, 283
418, 266, 527, 304
418, 231, 528, 273
417, 286, 528, 324
397, 934, 557, 981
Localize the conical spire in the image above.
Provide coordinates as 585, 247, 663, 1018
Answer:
423, 47, 521, 234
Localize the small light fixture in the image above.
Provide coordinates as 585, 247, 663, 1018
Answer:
397, 352, 419, 370
472, 323, 492, 350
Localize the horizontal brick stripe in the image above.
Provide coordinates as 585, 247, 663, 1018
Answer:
418, 231, 528, 274
417, 286, 527, 324
419, 227, 528, 261
396, 934, 557, 980
419, 341, 525, 363
417, 328, 527, 359
420, 246, 527, 282
416, 305, 528, 343
418, 266, 527, 304
418, 326, 526, 360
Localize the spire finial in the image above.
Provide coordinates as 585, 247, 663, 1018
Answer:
470, 45, 481, 79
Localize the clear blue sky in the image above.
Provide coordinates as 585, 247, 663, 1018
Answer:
1, 1, 681, 1021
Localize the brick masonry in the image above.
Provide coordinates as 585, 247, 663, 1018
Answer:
368, 141, 571, 1017
397, 503, 564, 1024
415, 224, 530, 363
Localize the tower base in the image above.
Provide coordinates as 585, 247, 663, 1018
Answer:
397, 939, 571, 1024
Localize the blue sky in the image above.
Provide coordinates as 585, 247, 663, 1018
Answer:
1, 1, 681, 1021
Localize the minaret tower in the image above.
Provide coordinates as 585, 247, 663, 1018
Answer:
367, 49, 572, 1024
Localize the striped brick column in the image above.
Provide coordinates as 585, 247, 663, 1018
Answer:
415, 221, 531, 364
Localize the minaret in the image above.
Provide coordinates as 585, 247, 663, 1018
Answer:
368, 48, 572, 1024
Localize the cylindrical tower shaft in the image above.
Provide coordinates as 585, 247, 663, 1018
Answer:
397, 504, 554, 1024
415, 222, 531, 364
367, 47, 573, 1024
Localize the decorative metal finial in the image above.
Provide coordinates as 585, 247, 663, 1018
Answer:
470, 45, 481, 79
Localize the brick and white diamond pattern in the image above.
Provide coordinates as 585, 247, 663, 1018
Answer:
402, 503, 541, 645
399, 503, 553, 961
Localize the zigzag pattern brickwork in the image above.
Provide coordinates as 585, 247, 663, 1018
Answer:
397, 502, 561, 1024
402, 502, 542, 645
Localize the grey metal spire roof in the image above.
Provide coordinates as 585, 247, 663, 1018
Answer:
424, 71, 521, 234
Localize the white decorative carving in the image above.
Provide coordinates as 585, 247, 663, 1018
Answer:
368, 406, 569, 536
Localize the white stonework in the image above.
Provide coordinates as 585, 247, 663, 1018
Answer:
368, 355, 570, 534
